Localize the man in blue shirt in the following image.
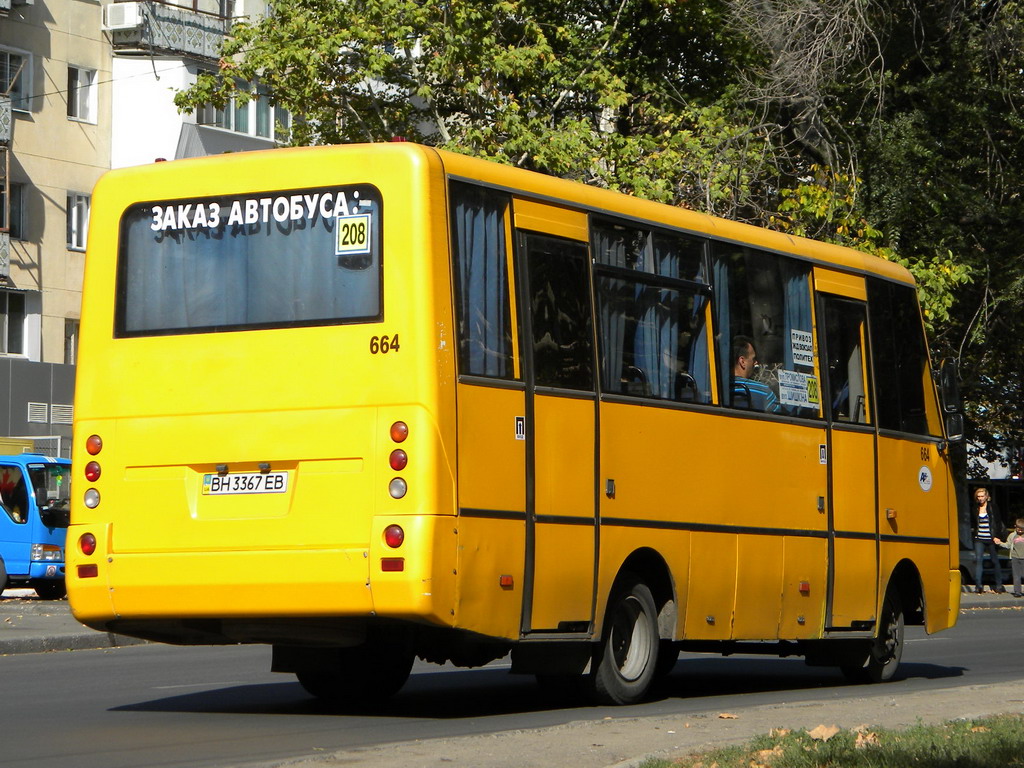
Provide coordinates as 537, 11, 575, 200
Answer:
731, 335, 780, 413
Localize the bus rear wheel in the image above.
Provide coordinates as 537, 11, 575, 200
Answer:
296, 641, 414, 704
592, 573, 660, 705
841, 588, 904, 683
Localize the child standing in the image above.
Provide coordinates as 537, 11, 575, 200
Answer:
994, 518, 1024, 598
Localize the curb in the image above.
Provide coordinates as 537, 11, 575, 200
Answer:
0, 631, 149, 655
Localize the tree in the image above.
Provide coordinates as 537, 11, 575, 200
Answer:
176, 0, 1024, 461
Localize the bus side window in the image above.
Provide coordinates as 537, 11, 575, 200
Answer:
866, 279, 941, 436
711, 245, 819, 417
592, 220, 711, 404
450, 182, 516, 380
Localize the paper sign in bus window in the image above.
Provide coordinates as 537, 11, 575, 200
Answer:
336, 213, 371, 256
790, 329, 814, 369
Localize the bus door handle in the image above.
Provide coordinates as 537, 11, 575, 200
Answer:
606, 479, 616, 499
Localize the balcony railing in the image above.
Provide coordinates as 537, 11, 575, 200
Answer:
104, 1, 232, 62
0, 231, 8, 280
0, 97, 10, 144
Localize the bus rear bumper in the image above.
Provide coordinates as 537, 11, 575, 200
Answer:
67, 546, 449, 643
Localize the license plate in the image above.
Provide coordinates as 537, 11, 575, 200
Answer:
202, 471, 289, 495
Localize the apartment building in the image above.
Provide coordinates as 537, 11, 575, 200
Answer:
0, 0, 281, 454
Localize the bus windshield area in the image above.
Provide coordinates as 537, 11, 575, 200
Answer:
115, 184, 383, 336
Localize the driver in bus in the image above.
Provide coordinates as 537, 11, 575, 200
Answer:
731, 335, 780, 413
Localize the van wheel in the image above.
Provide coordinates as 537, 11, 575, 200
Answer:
841, 588, 904, 683
296, 640, 414, 704
0, 559, 7, 596
592, 573, 659, 705
33, 579, 67, 600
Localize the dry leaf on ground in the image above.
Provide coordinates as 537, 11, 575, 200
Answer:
808, 724, 841, 741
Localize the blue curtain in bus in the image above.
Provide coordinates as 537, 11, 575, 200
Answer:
712, 254, 731, 406
781, 261, 812, 371
452, 187, 512, 378
594, 231, 628, 393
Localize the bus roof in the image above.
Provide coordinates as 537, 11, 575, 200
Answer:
97, 142, 914, 287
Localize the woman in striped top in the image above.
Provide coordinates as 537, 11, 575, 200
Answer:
972, 487, 1006, 593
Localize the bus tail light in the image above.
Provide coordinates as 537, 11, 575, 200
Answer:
389, 449, 407, 471
381, 558, 404, 572
83, 489, 101, 509
79, 533, 97, 556
390, 421, 408, 443
384, 524, 404, 548
85, 461, 101, 482
86, 434, 103, 455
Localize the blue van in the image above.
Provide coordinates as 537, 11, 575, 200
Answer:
0, 455, 71, 599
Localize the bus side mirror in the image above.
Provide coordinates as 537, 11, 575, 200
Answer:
939, 358, 964, 442
939, 358, 961, 413
944, 412, 965, 443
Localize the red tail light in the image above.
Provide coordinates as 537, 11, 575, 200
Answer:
389, 449, 408, 471
79, 533, 97, 556
84, 461, 101, 482
86, 434, 103, 455
384, 524, 405, 548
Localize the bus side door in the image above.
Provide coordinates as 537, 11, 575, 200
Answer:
515, 200, 598, 635
816, 274, 879, 628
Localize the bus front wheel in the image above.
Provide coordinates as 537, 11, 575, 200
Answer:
841, 588, 904, 683
296, 641, 414, 704
592, 573, 660, 705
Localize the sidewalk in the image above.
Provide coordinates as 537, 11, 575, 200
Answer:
0, 588, 146, 654
0, 586, 1017, 657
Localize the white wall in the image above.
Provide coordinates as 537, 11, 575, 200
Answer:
110, 58, 197, 169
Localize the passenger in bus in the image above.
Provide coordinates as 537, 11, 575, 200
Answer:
731, 335, 780, 413
972, 486, 1006, 593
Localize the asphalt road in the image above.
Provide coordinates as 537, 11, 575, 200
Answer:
1, 608, 1021, 768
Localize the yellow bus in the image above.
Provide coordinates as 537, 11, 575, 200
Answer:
67, 142, 963, 705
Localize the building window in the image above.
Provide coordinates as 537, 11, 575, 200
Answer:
67, 193, 90, 251
67, 67, 97, 123
64, 319, 79, 365
0, 48, 30, 112
198, 82, 290, 142
0, 290, 25, 355
1, 183, 24, 240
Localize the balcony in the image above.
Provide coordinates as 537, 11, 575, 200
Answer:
103, 1, 231, 63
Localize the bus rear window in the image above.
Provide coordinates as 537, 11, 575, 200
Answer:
115, 184, 382, 336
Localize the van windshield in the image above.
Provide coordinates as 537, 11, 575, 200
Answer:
28, 464, 70, 527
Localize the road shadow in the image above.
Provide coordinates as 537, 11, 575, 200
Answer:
112, 655, 966, 720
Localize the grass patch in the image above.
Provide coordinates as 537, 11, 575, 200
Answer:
640, 714, 1024, 768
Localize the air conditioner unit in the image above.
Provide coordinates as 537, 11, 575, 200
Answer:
102, 2, 143, 32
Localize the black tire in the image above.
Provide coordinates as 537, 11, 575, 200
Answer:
0, 559, 7, 597
33, 579, 67, 600
296, 640, 414, 704
841, 588, 904, 683
592, 573, 660, 705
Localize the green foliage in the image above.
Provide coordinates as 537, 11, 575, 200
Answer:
641, 715, 1024, 768
174, 0, 1024, 453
